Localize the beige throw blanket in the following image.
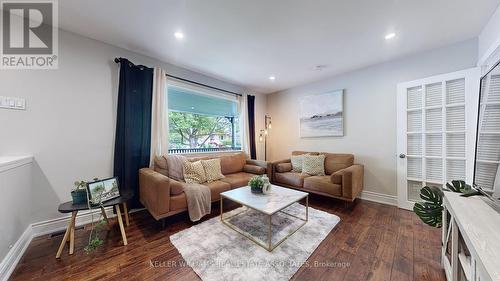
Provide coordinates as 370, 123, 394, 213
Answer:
182, 183, 211, 222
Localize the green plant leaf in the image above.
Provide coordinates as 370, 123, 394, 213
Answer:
413, 202, 443, 228
413, 185, 444, 228
419, 186, 443, 205
446, 180, 471, 193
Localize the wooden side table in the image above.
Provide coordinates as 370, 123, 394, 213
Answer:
56, 194, 132, 259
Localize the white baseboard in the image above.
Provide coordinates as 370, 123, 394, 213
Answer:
0, 226, 33, 281
358, 191, 398, 206
0, 207, 116, 281
31, 207, 115, 237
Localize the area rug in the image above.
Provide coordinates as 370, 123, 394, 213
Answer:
170, 203, 340, 281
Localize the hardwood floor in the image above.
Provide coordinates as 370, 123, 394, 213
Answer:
10, 195, 445, 281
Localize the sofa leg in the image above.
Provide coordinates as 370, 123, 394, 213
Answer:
344, 200, 355, 209
160, 218, 166, 230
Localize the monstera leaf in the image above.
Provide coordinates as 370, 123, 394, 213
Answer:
414, 180, 472, 228
413, 186, 444, 228
445, 180, 471, 193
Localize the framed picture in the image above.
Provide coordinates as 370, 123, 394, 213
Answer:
86, 177, 121, 204
299, 89, 344, 137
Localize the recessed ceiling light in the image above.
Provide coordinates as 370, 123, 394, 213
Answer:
385, 33, 396, 40
174, 32, 184, 39
269, 76, 276, 81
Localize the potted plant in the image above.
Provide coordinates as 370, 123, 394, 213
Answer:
414, 180, 472, 227
249, 176, 264, 194
71, 180, 88, 204
72, 178, 106, 253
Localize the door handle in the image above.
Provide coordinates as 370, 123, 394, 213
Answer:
399, 153, 406, 159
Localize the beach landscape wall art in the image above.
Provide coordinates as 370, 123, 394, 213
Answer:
299, 89, 344, 137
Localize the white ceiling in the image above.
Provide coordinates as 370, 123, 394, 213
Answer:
58, 0, 500, 93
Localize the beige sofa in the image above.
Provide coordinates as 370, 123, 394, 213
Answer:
139, 152, 271, 221
271, 151, 364, 203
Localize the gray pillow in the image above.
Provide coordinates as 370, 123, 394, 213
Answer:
302, 154, 326, 176
291, 155, 304, 173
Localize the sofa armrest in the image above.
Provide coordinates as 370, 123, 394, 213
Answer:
243, 164, 266, 175
139, 168, 171, 220
270, 159, 291, 182
331, 164, 364, 200
246, 159, 272, 179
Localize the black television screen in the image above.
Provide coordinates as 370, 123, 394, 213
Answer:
474, 60, 500, 198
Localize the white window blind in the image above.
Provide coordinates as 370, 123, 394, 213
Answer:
406, 78, 467, 201
475, 74, 500, 190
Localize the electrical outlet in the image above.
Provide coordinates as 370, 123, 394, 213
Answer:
0, 96, 26, 110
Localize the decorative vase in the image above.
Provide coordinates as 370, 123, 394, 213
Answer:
71, 189, 87, 204
262, 175, 272, 194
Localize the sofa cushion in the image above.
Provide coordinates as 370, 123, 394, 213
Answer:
166, 154, 187, 181
220, 172, 254, 188
243, 164, 266, 175
205, 181, 231, 200
322, 153, 354, 175
154, 156, 169, 176
276, 163, 292, 173
303, 176, 342, 196
202, 158, 225, 182
291, 155, 304, 172
274, 172, 310, 187
220, 153, 246, 175
170, 180, 184, 195
183, 160, 207, 184
302, 154, 326, 176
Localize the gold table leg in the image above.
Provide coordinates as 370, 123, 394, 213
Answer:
221, 196, 309, 252
115, 204, 128, 245
123, 202, 130, 227
268, 215, 272, 251
56, 211, 77, 258
220, 196, 224, 221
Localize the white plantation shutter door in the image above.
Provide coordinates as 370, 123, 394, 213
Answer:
397, 68, 480, 210
475, 74, 500, 190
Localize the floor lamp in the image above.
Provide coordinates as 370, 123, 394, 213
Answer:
259, 115, 272, 160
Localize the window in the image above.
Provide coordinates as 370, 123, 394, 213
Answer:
167, 82, 241, 154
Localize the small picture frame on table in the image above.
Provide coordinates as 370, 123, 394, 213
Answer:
86, 177, 121, 205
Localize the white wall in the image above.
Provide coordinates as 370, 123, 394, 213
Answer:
0, 30, 265, 227
0, 158, 32, 264
478, 3, 500, 67
266, 39, 478, 196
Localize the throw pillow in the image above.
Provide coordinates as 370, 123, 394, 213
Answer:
201, 158, 225, 182
166, 154, 187, 181
291, 155, 305, 172
183, 160, 207, 184
302, 154, 326, 176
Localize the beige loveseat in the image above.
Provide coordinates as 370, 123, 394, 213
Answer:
271, 151, 364, 203
139, 152, 271, 221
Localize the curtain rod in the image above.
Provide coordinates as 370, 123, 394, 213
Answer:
114, 58, 242, 97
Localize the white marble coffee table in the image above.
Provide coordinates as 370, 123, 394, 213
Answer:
220, 185, 308, 251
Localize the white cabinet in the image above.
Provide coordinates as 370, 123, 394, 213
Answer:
442, 192, 500, 281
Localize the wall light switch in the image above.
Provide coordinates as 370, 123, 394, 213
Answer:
0, 96, 26, 110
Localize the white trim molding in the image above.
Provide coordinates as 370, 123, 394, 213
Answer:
0, 226, 33, 281
0, 207, 115, 281
358, 191, 398, 206
0, 156, 33, 173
